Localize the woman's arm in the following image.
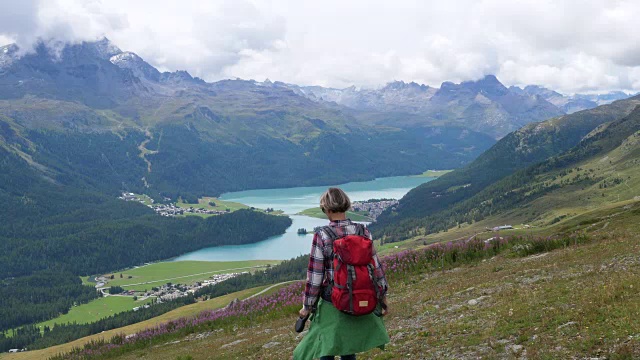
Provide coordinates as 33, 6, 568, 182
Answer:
365, 226, 389, 299
371, 247, 389, 298
302, 231, 325, 310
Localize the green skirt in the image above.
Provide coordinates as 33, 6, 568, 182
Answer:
293, 299, 389, 360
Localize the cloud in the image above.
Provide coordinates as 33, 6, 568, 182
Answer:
1, 0, 640, 94
103, 0, 285, 77
0, 0, 128, 52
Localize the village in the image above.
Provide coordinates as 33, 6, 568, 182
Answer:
95, 272, 244, 304
118, 192, 230, 217
351, 199, 399, 220
146, 272, 243, 302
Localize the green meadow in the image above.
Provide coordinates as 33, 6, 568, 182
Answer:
103, 260, 280, 291
414, 169, 453, 177
176, 196, 283, 217
31, 297, 154, 335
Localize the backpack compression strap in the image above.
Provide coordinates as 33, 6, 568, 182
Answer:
322, 223, 366, 240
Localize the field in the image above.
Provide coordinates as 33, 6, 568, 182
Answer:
414, 169, 453, 177
297, 207, 372, 221
176, 196, 283, 217
103, 260, 280, 291
5, 296, 156, 338
37, 297, 154, 332
177, 196, 247, 212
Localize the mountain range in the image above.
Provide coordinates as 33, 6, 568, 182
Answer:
282, 76, 635, 139
0, 39, 559, 199
509, 85, 635, 114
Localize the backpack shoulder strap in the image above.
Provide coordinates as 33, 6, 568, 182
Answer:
322, 225, 340, 240
355, 223, 367, 237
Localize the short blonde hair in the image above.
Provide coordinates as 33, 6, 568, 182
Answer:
320, 187, 351, 213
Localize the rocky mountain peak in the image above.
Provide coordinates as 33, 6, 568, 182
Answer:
477, 74, 500, 84
89, 37, 123, 60
110, 51, 160, 82
43, 37, 123, 62
468, 75, 508, 96
382, 80, 431, 92
0, 44, 19, 69
521, 85, 562, 98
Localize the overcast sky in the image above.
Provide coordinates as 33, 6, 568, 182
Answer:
1, 0, 639, 94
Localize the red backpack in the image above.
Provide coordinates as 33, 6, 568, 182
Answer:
325, 226, 379, 316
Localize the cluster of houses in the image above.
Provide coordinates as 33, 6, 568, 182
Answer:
180, 206, 229, 216
352, 199, 399, 220
150, 203, 184, 216
95, 271, 244, 308
143, 272, 245, 302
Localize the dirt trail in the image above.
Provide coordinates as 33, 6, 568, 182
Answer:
138, 128, 158, 173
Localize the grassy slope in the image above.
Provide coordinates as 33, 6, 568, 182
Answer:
5, 297, 155, 339
413, 169, 453, 177
177, 197, 248, 212
176, 197, 284, 218
57, 203, 640, 359
103, 260, 280, 291
377, 106, 640, 245
2, 286, 270, 360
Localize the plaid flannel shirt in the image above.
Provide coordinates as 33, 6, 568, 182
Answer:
303, 219, 388, 309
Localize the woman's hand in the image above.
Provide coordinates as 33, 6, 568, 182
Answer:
299, 307, 310, 318
380, 298, 389, 317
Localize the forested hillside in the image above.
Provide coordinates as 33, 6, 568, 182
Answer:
374, 102, 640, 242
0, 272, 98, 333
0, 144, 291, 336
372, 96, 640, 241
0, 146, 291, 277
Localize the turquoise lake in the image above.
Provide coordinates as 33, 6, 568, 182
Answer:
172, 175, 435, 261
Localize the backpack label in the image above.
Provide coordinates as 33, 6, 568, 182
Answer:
359, 301, 369, 307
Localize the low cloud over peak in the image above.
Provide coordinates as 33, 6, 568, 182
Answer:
1, 0, 640, 94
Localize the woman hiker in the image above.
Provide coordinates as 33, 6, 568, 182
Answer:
293, 187, 390, 360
